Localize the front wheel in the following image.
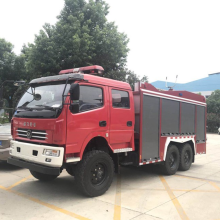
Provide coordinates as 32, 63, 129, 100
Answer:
75, 150, 114, 197
66, 165, 76, 176
178, 143, 193, 171
162, 145, 180, 175
30, 170, 59, 181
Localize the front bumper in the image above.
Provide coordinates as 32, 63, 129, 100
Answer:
9, 140, 64, 168
0, 148, 9, 161
8, 157, 60, 175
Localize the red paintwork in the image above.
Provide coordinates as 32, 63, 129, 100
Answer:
139, 89, 143, 163
108, 88, 134, 150
12, 72, 134, 162
13, 105, 68, 146
141, 83, 206, 104
12, 69, 206, 166
159, 99, 162, 160
137, 82, 206, 164
196, 143, 206, 154
179, 102, 182, 134
159, 137, 167, 160
66, 83, 110, 158
161, 90, 205, 103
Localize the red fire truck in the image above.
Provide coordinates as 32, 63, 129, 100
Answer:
8, 65, 206, 197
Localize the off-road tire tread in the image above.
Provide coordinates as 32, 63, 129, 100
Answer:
162, 145, 180, 175
178, 143, 193, 171
75, 150, 114, 197
66, 166, 75, 176
30, 170, 58, 181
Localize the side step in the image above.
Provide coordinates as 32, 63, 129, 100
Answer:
120, 161, 133, 166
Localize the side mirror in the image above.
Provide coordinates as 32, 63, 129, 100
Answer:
69, 83, 80, 100
34, 94, 41, 101
69, 103, 79, 114
13, 81, 26, 86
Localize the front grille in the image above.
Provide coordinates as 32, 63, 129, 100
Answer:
17, 128, 48, 140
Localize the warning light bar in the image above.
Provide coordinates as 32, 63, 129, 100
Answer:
59, 65, 104, 75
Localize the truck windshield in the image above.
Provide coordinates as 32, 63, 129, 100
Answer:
17, 84, 70, 109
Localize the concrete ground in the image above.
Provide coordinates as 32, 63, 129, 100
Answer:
0, 134, 220, 220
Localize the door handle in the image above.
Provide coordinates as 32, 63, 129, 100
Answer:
127, 121, 132, 126
99, 121, 107, 127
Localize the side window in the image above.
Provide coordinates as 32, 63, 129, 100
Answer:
112, 89, 130, 108
79, 86, 103, 112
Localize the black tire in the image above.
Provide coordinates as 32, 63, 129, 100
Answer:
30, 170, 59, 181
162, 145, 180, 175
178, 143, 193, 171
66, 165, 75, 176
75, 150, 114, 197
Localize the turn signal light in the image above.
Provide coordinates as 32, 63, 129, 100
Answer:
43, 149, 60, 157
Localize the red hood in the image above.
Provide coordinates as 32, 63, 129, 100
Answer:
12, 107, 67, 146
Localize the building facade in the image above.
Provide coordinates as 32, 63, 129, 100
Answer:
151, 72, 220, 98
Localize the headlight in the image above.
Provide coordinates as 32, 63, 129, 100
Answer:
43, 149, 60, 157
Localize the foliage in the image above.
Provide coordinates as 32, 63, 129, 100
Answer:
0, 38, 27, 119
105, 69, 148, 90
12, 84, 29, 109
1, 0, 148, 118
0, 112, 9, 124
206, 90, 220, 133
207, 113, 220, 133
24, 0, 129, 80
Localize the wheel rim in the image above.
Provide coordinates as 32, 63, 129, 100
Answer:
184, 150, 190, 165
169, 153, 177, 169
90, 162, 107, 186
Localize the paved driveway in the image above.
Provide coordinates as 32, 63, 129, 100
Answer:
0, 134, 220, 220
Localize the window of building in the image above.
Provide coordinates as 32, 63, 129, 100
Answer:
111, 89, 130, 108
79, 86, 103, 112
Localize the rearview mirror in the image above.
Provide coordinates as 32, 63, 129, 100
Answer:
69, 103, 79, 114
34, 94, 41, 101
69, 83, 80, 100
13, 81, 26, 86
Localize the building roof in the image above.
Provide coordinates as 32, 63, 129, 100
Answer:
151, 72, 220, 92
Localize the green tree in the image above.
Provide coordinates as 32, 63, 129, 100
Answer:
0, 38, 26, 119
206, 90, 220, 132
105, 69, 148, 90
24, 0, 129, 79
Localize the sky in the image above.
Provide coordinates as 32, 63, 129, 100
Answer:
1, 0, 220, 83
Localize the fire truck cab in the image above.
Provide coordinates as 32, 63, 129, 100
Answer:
8, 65, 206, 197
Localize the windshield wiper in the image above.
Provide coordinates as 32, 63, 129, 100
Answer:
35, 105, 56, 111
17, 106, 32, 111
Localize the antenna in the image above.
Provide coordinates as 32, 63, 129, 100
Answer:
172, 75, 178, 88
165, 75, 178, 91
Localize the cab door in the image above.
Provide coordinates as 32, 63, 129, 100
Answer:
108, 88, 134, 150
66, 84, 109, 156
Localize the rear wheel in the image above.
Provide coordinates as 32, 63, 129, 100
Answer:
162, 145, 180, 175
178, 143, 193, 171
75, 150, 114, 197
30, 170, 59, 181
